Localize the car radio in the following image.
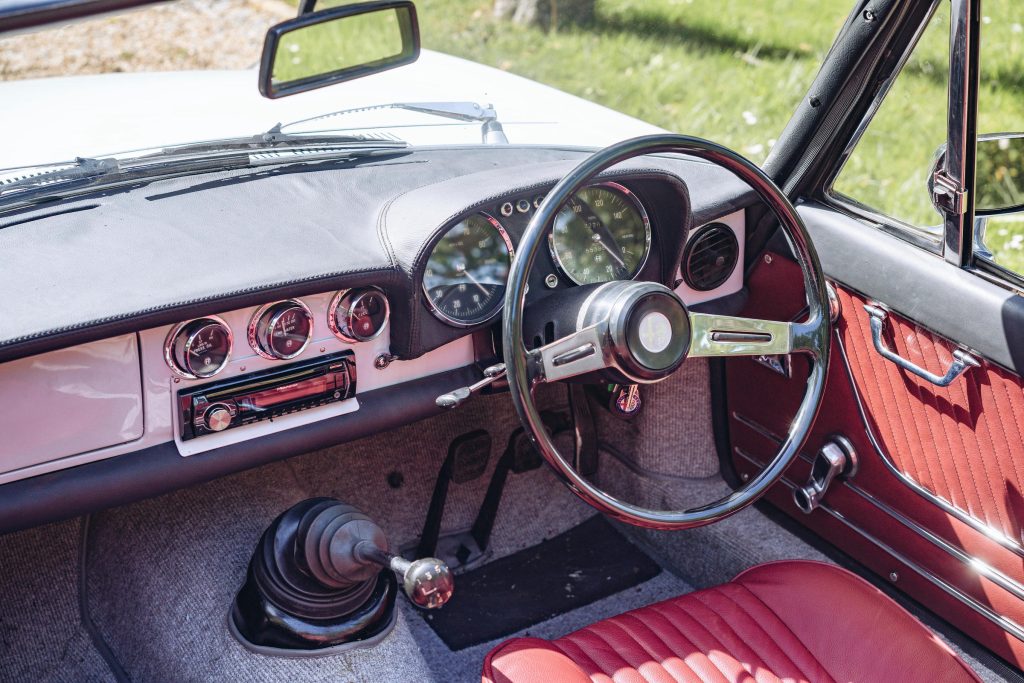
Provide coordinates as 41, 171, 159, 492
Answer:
177, 351, 356, 441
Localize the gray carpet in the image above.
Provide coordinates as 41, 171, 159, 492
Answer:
80, 388, 613, 682
0, 519, 112, 683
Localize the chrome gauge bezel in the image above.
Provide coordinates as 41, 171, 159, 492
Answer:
547, 181, 652, 286
422, 212, 515, 328
328, 287, 391, 343
248, 298, 314, 360
163, 315, 233, 380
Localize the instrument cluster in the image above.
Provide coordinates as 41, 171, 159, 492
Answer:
164, 287, 390, 379
421, 181, 652, 327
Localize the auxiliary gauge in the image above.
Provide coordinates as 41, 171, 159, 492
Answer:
249, 299, 314, 360
328, 288, 390, 342
165, 316, 232, 379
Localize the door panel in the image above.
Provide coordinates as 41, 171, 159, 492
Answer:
838, 287, 1024, 547
727, 246, 1024, 668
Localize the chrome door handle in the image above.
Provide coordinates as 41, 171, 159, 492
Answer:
865, 305, 979, 387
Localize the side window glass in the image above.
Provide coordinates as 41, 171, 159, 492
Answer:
973, 3, 1024, 276
831, 5, 950, 235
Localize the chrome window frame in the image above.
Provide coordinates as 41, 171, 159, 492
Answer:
821, 0, 985, 271
821, 0, 944, 254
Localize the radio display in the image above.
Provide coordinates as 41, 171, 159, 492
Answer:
240, 376, 334, 411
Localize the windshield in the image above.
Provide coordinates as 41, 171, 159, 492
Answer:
0, 0, 850, 170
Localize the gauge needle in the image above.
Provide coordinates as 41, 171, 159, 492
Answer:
577, 201, 628, 268
462, 269, 491, 296
594, 235, 626, 268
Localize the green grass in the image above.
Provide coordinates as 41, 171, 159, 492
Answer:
418, 0, 851, 163
413, 0, 1024, 274
304, 0, 1024, 274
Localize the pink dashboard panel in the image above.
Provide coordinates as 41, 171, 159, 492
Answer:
0, 333, 143, 475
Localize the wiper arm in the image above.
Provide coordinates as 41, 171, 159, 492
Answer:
152, 131, 406, 156
0, 139, 406, 206
0, 156, 120, 195
278, 101, 510, 145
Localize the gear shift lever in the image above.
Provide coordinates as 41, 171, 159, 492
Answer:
355, 543, 453, 609
230, 498, 454, 655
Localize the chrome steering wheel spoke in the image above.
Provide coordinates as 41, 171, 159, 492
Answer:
689, 313, 794, 358
529, 321, 612, 384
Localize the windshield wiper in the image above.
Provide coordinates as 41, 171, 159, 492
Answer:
0, 135, 406, 207
147, 130, 407, 157
277, 101, 510, 145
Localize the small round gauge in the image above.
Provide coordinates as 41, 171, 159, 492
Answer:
165, 316, 232, 379
249, 299, 313, 360
422, 213, 513, 326
549, 182, 651, 285
329, 288, 390, 342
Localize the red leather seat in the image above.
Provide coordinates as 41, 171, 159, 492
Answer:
483, 560, 980, 683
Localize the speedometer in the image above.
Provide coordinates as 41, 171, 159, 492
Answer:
423, 213, 513, 326
549, 182, 651, 285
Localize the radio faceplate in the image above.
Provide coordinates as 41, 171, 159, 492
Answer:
177, 351, 356, 441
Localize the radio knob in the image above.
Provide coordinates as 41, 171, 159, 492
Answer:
205, 404, 233, 432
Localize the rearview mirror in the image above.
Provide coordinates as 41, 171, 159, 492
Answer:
930, 133, 1024, 217
259, 1, 419, 100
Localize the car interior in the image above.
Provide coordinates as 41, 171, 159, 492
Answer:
1, 0, 1023, 681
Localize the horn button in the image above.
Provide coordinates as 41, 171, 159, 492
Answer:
621, 291, 690, 375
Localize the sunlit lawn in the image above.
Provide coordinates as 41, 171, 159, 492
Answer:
417, 0, 1024, 274
419, 0, 850, 162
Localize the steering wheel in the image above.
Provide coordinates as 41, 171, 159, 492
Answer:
502, 134, 830, 530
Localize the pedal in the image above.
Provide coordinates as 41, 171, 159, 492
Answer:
568, 384, 598, 476
450, 430, 491, 483
404, 415, 568, 573
413, 431, 492, 560
509, 428, 542, 473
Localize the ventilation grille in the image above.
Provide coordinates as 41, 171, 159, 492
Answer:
682, 223, 738, 291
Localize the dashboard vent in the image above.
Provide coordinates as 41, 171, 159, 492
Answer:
682, 223, 738, 291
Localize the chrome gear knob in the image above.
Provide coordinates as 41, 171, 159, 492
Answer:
355, 541, 454, 609
398, 557, 454, 609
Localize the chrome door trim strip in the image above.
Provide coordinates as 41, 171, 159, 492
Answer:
731, 411, 784, 444
734, 429, 1024, 603
822, 496, 1024, 643
733, 446, 1024, 643
833, 331, 1024, 558
843, 482, 1024, 603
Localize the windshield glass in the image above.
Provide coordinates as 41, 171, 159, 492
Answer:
0, 0, 850, 169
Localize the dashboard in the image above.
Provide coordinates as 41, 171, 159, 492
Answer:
0, 145, 757, 532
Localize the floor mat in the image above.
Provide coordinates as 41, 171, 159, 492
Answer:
422, 515, 661, 650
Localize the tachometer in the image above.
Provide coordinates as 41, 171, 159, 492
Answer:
423, 213, 513, 326
549, 182, 650, 285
